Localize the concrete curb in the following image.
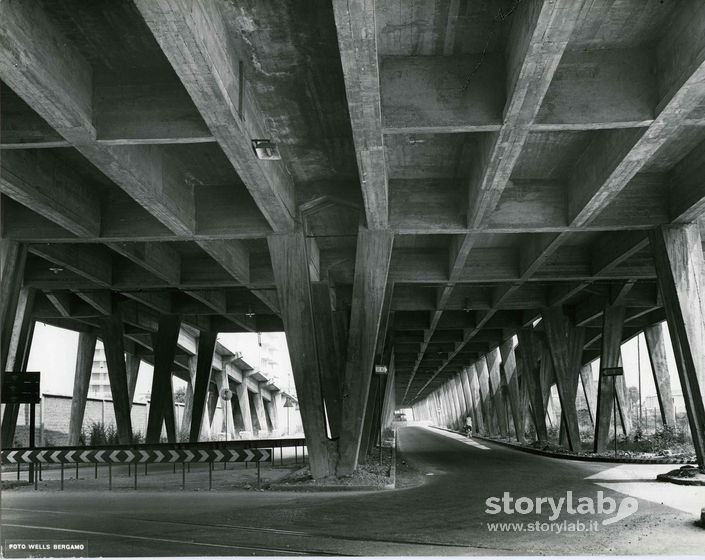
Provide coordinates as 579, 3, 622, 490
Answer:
433, 426, 696, 465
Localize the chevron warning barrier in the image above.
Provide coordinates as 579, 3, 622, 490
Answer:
1, 447, 271, 464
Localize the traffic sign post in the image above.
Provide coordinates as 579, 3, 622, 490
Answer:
3, 372, 41, 483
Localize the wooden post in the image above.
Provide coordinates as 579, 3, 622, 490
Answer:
650, 224, 705, 467
68, 333, 97, 446
338, 227, 394, 476
268, 231, 337, 478
542, 307, 585, 452
644, 323, 677, 427
594, 305, 625, 452
146, 314, 181, 444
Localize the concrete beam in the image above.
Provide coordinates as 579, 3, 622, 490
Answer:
332, 0, 388, 229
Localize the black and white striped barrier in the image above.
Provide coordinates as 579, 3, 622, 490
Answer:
2, 445, 273, 491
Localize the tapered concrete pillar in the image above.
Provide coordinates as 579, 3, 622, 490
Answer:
359, 376, 381, 460
594, 305, 625, 452
580, 364, 597, 426
68, 333, 97, 446
146, 314, 180, 444
650, 224, 705, 466
264, 397, 276, 433
476, 357, 494, 434
644, 323, 677, 427
311, 282, 343, 438
516, 329, 549, 442
1, 242, 27, 371
252, 388, 268, 436
125, 353, 140, 405
268, 392, 281, 434
455, 374, 469, 421
1, 286, 36, 446
542, 307, 585, 452
460, 367, 477, 431
500, 339, 525, 444
486, 348, 509, 436
380, 355, 396, 432
188, 332, 217, 442
338, 227, 394, 476
268, 231, 338, 478
235, 377, 254, 435
100, 313, 133, 444
181, 357, 197, 442
468, 364, 486, 433
448, 378, 463, 429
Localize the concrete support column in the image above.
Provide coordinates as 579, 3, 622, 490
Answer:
580, 364, 597, 427
468, 364, 486, 434
338, 227, 394, 476
146, 314, 180, 444
68, 333, 97, 446
235, 378, 254, 436
650, 224, 705, 466
594, 305, 626, 452
181, 357, 197, 442
500, 339, 526, 444
644, 323, 677, 427
100, 313, 133, 444
188, 331, 217, 442
476, 358, 493, 434
311, 281, 343, 438
359, 376, 381, 460
125, 353, 140, 406
1, 242, 27, 371
268, 231, 337, 478
448, 379, 463, 430
460, 368, 477, 432
542, 307, 585, 452
516, 329, 549, 442
252, 387, 268, 437
268, 392, 281, 434
213, 369, 234, 438
1, 286, 35, 446
380, 355, 396, 433
487, 348, 509, 436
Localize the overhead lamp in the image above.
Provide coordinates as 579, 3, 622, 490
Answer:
245, 305, 256, 319
252, 139, 281, 160
48, 267, 64, 275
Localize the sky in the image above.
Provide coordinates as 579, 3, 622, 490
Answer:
27, 320, 681, 403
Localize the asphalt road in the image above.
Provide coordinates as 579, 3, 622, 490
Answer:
2, 425, 704, 556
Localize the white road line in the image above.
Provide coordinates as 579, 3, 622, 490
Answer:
2, 523, 305, 555
423, 426, 491, 450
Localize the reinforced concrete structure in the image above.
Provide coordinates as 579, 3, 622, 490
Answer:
1, 0, 705, 478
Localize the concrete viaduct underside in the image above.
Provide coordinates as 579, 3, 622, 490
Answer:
1, 0, 705, 478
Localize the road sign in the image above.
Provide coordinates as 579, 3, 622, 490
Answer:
1, 447, 272, 464
1, 371, 40, 403
375, 365, 388, 375
220, 388, 233, 400
601, 367, 624, 377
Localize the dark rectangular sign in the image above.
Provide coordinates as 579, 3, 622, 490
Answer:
2, 372, 40, 403
601, 367, 624, 377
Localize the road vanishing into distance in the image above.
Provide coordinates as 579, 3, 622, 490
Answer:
3, 426, 704, 556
